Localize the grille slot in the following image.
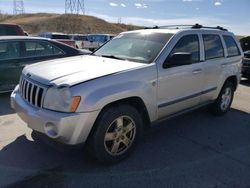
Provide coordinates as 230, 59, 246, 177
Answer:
19, 76, 46, 108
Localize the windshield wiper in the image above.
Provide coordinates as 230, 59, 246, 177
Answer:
100, 54, 125, 60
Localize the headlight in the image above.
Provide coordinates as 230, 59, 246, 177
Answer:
43, 87, 81, 112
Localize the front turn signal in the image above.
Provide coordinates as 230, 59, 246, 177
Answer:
69, 96, 81, 112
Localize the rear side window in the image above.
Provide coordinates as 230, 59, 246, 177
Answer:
0, 25, 17, 36
203, 34, 224, 60
0, 41, 20, 60
223, 35, 240, 57
23, 41, 64, 57
170, 34, 200, 63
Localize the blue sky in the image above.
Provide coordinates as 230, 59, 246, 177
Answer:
0, 0, 249, 35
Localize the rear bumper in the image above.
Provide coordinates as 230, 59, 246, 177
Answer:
11, 85, 100, 145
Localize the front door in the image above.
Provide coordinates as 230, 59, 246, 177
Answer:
157, 34, 203, 119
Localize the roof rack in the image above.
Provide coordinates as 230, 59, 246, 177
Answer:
144, 23, 228, 31
191, 24, 228, 31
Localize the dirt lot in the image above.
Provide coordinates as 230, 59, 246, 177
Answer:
0, 81, 250, 188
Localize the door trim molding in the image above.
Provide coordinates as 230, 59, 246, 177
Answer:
158, 87, 217, 108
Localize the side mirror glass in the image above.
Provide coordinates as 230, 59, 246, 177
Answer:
163, 52, 192, 68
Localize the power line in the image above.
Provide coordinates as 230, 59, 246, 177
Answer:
65, 0, 85, 15
13, 0, 25, 15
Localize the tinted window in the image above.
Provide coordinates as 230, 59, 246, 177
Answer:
170, 35, 200, 63
203, 34, 224, 60
0, 25, 17, 36
0, 41, 20, 60
51, 34, 70, 40
223, 35, 240, 57
23, 41, 64, 57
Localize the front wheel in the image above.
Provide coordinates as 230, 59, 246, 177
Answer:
210, 81, 234, 115
87, 104, 143, 164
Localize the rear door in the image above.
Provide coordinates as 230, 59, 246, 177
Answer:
157, 34, 203, 119
199, 33, 226, 102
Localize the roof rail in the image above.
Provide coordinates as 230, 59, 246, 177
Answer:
144, 23, 228, 31
192, 24, 228, 31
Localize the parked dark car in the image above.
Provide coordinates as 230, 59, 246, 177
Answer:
0, 36, 86, 92
0, 23, 26, 36
242, 51, 250, 80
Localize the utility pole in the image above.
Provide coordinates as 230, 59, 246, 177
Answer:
13, 0, 25, 15
65, 0, 85, 15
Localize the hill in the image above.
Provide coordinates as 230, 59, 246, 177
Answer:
0, 13, 141, 35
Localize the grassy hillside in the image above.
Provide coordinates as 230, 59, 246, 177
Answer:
0, 13, 141, 35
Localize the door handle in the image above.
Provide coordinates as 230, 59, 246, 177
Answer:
192, 69, 202, 74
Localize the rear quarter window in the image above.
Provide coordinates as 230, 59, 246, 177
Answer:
223, 35, 240, 57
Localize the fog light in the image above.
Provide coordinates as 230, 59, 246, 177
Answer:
44, 122, 58, 138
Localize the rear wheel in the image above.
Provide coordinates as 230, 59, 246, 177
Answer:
87, 104, 143, 164
210, 81, 234, 115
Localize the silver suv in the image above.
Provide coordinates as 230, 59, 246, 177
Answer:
11, 24, 243, 163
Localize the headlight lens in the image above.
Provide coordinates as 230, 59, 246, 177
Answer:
43, 87, 81, 112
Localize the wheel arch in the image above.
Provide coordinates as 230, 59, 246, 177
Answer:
87, 96, 151, 141
224, 75, 238, 91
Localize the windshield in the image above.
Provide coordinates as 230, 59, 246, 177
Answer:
94, 32, 173, 64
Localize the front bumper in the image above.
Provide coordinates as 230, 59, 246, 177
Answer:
10, 86, 100, 145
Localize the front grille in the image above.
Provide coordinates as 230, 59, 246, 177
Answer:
19, 76, 47, 108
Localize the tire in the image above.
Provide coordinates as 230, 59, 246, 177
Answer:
210, 81, 234, 115
87, 104, 143, 164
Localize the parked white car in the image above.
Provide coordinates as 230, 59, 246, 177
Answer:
11, 24, 243, 163
87, 34, 115, 51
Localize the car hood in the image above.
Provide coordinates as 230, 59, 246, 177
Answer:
23, 55, 147, 86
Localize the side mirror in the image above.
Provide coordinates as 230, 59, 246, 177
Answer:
163, 52, 192, 68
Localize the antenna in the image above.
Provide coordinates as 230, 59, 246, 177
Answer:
13, 0, 25, 15
65, 0, 85, 15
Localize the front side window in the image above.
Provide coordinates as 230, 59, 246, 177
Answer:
23, 41, 64, 57
223, 35, 240, 57
0, 41, 20, 60
203, 34, 224, 60
170, 34, 200, 63
94, 32, 173, 64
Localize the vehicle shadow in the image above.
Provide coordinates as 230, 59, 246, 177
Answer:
0, 93, 15, 116
1, 108, 250, 187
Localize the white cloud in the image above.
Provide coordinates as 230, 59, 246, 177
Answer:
120, 3, 126, 7
109, 2, 118, 7
214, 2, 222, 6
196, 7, 200, 10
135, 3, 142, 7
135, 3, 148, 8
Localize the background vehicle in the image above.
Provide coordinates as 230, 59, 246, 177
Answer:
0, 36, 85, 93
11, 25, 243, 163
0, 23, 25, 36
87, 34, 115, 51
69, 34, 90, 49
39, 32, 76, 48
242, 51, 250, 80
